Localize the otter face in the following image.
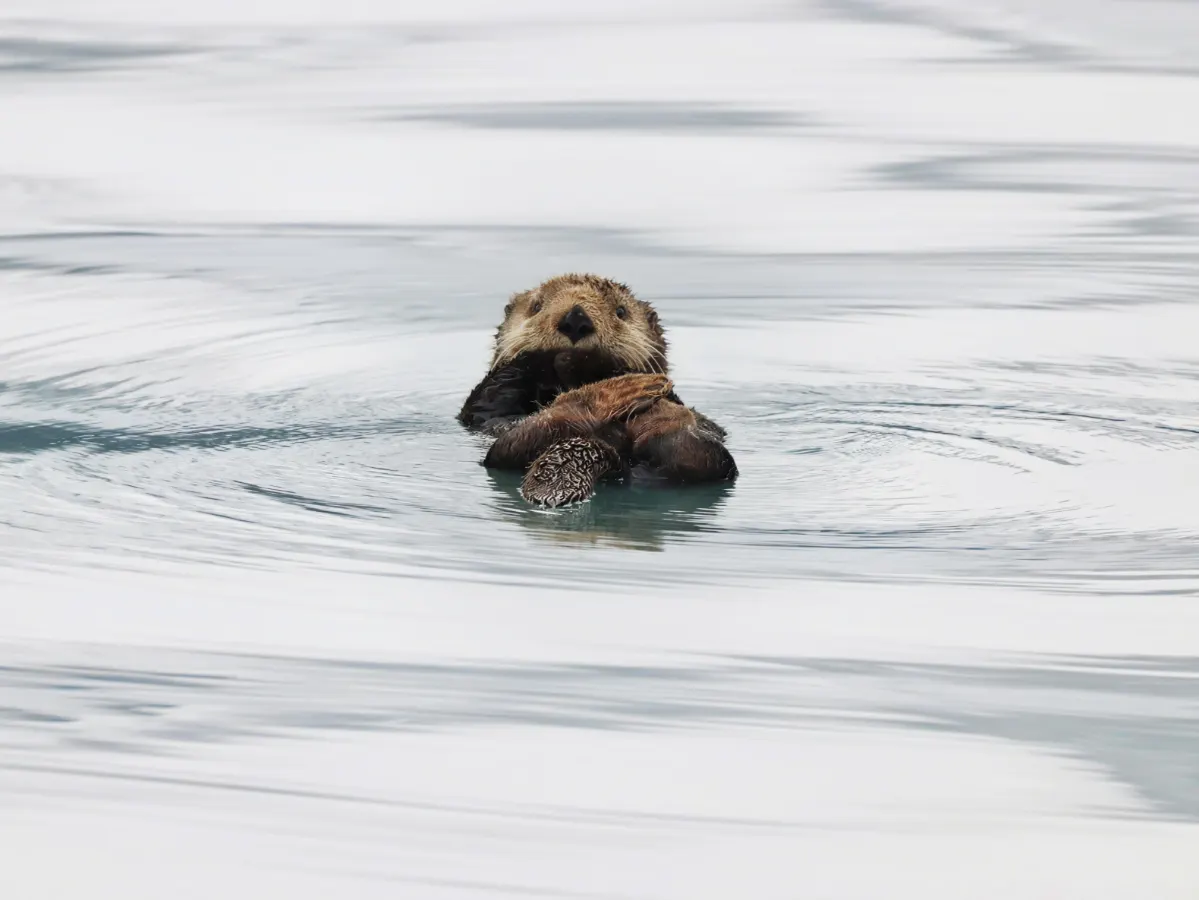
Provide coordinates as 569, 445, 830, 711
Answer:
492, 274, 667, 375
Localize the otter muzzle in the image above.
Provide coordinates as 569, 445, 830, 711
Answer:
557, 305, 595, 343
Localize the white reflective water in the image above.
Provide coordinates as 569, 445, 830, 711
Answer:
2, 2, 1198, 897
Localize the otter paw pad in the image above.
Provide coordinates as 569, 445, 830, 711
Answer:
521, 437, 620, 507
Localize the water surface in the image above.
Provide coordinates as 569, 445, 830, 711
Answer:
2, 2, 1198, 897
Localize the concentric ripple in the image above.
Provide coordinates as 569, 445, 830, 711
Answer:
2, 233, 1197, 594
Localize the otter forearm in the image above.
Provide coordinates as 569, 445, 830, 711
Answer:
484, 411, 612, 470
627, 401, 737, 483
483, 373, 671, 470
457, 353, 558, 432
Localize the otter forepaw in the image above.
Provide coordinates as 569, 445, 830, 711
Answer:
520, 437, 621, 507
561, 373, 673, 422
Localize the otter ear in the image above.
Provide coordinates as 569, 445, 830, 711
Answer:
505, 290, 532, 319
644, 304, 663, 334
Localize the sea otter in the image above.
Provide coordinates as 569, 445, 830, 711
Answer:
459, 274, 737, 506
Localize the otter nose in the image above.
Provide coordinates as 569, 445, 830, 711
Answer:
557, 305, 595, 343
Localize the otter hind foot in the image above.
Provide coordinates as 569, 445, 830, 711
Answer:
520, 437, 622, 507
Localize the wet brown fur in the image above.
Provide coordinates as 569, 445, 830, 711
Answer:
485, 373, 676, 470
459, 274, 737, 504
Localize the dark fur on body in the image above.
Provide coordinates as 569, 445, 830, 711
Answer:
458, 274, 737, 505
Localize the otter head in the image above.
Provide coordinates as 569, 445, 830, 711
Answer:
491, 274, 667, 377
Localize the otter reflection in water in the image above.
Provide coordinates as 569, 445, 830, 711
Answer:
459, 274, 737, 507
486, 468, 735, 551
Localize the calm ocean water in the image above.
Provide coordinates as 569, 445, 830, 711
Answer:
2, 1, 1198, 897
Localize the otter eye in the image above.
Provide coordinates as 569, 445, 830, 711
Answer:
615, 305, 628, 320
530, 301, 543, 315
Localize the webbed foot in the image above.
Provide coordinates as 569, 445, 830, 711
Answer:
520, 437, 621, 507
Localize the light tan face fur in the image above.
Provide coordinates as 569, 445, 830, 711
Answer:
491, 275, 667, 373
